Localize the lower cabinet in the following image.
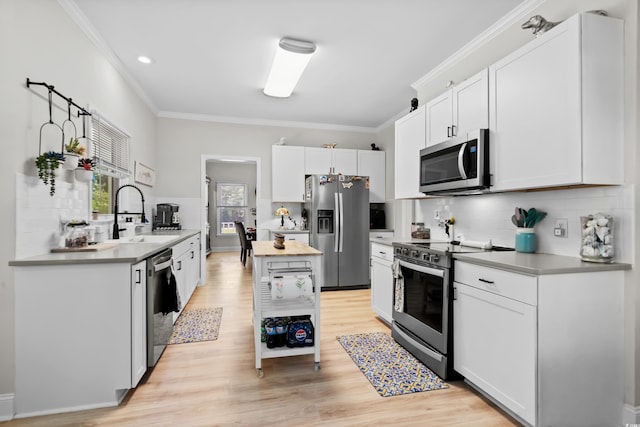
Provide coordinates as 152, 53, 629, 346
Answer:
370, 242, 393, 324
14, 262, 148, 416
453, 261, 624, 427
171, 234, 201, 321
130, 260, 147, 387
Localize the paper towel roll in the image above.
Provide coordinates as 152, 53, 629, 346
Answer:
270, 275, 313, 300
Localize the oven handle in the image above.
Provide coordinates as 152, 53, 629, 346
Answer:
457, 142, 468, 180
393, 322, 443, 362
398, 259, 444, 278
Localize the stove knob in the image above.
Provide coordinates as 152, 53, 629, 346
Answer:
421, 253, 430, 261
430, 254, 440, 262
410, 250, 420, 258
401, 248, 409, 256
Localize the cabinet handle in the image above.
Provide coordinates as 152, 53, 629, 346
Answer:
453, 287, 457, 300
478, 278, 494, 284
447, 126, 451, 137
191, 251, 194, 259
135, 269, 142, 284
178, 260, 183, 271
378, 251, 387, 256
451, 124, 457, 136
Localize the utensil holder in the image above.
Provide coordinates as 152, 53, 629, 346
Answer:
515, 228, 536, 253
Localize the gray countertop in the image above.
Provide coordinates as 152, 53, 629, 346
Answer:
453, 251, 632, 275
9, 230, 200, 267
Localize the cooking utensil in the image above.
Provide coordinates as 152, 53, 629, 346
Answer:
525, 208, 537, 227
511, 215, 519, 227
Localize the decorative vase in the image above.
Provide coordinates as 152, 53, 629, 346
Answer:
580, 213, 614, 263
515, 227, 536, 253
273, 233, 285, 249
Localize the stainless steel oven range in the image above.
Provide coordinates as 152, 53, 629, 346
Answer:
391, 241, 513, 380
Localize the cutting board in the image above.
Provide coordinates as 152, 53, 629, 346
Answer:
51, 242, 119, 253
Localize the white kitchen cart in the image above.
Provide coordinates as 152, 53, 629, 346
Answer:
251, 241, 323, 377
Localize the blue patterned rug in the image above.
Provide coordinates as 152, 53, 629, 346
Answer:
336, 332, 448, 397
169, 307, 223, 344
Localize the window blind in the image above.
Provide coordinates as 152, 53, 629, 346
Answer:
88, 112, 131, 178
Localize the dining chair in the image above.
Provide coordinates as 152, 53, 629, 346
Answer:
234, 221, 252, 266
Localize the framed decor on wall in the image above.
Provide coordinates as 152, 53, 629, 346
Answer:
134, 161, 155, 187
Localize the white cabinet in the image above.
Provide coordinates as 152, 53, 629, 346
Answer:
489, 13, 623, 192
394, 105, 426, 199
426, 69, 488, 147
272, 145, 305, 202
370, 242, 393, 324
172, 234, 200, 322
14, 262, 147, 415
454, 260, 624, 427
357, 150, 386, 203
305, 147, 358, 175
130, 260, 147, 387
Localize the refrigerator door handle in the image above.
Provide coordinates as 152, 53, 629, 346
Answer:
334, 192, 339, 253
338, 192, 344, 252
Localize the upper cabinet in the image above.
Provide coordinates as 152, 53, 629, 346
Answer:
272, 145, 305, 202
426, 69, 488, 147
305, 147, 358, 175
490, 13, 623, 192
394, 105, 426, 199
357, 150, 386, 203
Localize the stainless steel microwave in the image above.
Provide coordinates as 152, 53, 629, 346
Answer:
419, 129, 489, 195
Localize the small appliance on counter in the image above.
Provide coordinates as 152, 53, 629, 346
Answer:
154, 203, 182, 230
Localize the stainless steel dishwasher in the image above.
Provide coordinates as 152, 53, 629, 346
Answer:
147, 248, 175, 367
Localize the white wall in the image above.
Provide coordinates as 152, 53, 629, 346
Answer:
0, 0, 157, 410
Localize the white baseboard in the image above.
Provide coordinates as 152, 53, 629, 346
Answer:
623, 404, 640, 425
0, 393, 14, 421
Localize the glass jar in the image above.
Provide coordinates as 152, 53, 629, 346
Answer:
515, 227, 536, 253
64, 225, 89, 248
580, 213, 614, 263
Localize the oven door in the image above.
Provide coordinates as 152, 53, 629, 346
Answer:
393, 259, 449, 355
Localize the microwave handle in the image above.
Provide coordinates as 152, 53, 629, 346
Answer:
457, 142, 468, 179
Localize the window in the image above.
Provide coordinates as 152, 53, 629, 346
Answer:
217, 183, 248, 235
87, 112, 131, 214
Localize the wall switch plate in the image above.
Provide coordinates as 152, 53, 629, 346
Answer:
554, 219, 568, 238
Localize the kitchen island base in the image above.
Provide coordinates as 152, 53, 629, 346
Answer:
252, 241, 323, 377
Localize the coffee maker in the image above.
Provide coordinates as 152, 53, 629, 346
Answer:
154, 203, 181, 230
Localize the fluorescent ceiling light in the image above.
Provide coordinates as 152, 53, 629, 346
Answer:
264, 38, 316, 98
137, 56, 153, 64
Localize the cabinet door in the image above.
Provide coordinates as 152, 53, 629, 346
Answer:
370, 255, 393, 324
490, 17, 582, 191
394, 105, 426, 199
272, 145, 305, 202
453, 69, 488, 139
332, 149, 358, 175
304, 147, 332, 175
425, 90, 453, 147
454, 282, 536, 425
357, 150, 385, 203
131, 260, 147, 387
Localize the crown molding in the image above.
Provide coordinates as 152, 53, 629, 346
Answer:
411, 0, 546, 90
158, 111, 377, 134
57, 0, 159, 115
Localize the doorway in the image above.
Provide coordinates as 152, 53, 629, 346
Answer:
200, 155, 261, 284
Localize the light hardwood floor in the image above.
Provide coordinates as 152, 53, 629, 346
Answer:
5, 252, 518, 426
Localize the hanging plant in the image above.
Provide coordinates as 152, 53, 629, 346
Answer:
35, 151, 64, 196
78, 157, 95, 171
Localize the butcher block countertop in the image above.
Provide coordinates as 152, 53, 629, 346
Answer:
252, 240, 322, 257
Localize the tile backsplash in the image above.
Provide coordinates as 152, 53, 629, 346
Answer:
16, 172, 90, 259
414, 185, 634, 263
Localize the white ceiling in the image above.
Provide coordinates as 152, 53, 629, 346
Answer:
68, 0, 526, 130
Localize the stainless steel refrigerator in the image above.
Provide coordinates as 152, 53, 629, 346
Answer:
304, 175, 370, 289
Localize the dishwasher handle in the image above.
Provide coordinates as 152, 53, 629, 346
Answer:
154, 259, 173, 272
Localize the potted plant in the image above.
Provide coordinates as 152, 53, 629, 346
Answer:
75, 157, 95, 182
63, 137, 87, 169
35, 151, 64, 196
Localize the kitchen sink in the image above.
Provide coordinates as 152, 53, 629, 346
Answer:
104, 235, 180, 244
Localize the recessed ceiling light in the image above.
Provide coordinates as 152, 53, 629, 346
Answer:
137, 56, 153, 64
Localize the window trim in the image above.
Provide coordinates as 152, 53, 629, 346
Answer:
216, 182, 249, 236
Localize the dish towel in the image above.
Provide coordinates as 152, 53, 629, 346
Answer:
392, 260, 404, 312
270, 275, 313, 300
159, 264, 182, 315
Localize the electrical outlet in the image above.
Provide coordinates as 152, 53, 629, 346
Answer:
553, 219, 568, 238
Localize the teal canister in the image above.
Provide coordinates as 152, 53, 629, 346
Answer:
515, 228, 536, 253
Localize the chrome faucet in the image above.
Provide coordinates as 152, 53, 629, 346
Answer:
112, 184, 147, 239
